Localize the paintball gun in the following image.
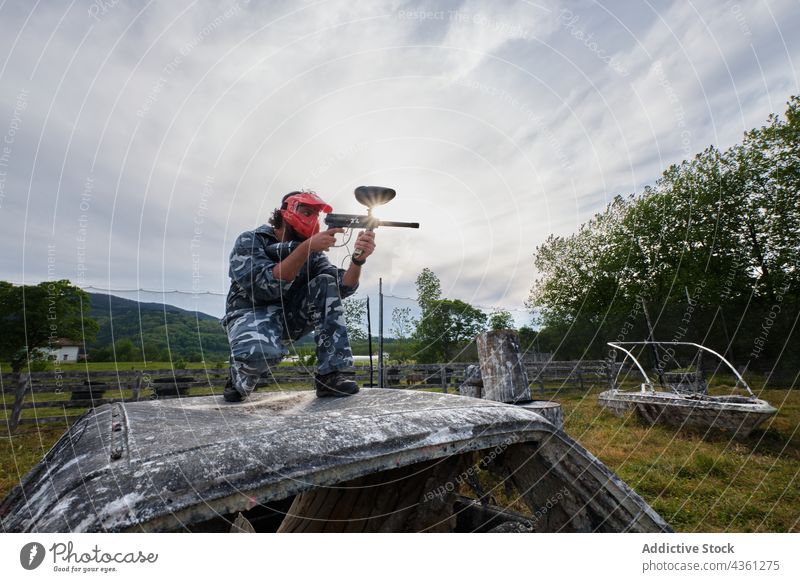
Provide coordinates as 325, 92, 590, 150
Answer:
324, 186, 420, 260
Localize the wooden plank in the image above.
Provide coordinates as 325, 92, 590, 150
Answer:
17, 398, 134, 410
277, 456, 464, 533
9, 373, 30, 433
132, 371, 142, 401
12, 359, 614, 405
29, 370, 140, 379
14, 416, 81, 426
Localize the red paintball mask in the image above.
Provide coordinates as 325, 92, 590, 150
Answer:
280, 191, 333, 239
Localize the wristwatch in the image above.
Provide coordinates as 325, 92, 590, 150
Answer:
351, 256, 366, 266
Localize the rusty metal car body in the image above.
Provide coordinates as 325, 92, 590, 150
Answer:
2, 388, 671, 533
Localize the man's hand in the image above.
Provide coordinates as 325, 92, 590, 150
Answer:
307, 228, 344, 252
353, 231, 376, 262
273, 228, 343, 282
343, 231, 376, 287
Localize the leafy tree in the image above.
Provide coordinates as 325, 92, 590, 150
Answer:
729, 96, 800, 301
518, 326, 539, 352
343, 297, 368, 343
411, 268, 488, 362
527, 96, 800, 371
415, 268, 442, 313
113, 339, 142, 362
415, 298, 487, 362
87, 346, 112, 362
391, 306, 416, 340
488, 309, 515, 330
388, 306, 417, 363
0, 280, 98, 372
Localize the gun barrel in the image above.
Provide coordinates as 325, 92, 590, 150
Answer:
376, 220, 420, 229
324, 214, 419, 229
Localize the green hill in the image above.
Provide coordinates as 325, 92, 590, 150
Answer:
87, 293, 230, 362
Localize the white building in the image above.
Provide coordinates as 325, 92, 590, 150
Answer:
42, 340, 82, 362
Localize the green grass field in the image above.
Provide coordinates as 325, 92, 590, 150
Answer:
556, 385, 799, 532
1, 381, 797, 532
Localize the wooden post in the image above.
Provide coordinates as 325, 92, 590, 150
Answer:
476, 330, 531, 403
9, 372, 31, 433
440, 365, 447, 394
378, 278, 384, 388
516, 401, 565, 431
458, 365, 482, 398
532, 365, 545, 395
132, 371, 142, 401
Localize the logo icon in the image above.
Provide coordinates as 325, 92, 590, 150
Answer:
20, 542, 46, 570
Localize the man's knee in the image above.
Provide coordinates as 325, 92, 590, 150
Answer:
304, 274, 342, 312
232, 342, 283, 373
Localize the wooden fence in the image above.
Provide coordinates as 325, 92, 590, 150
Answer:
1, 360, 615, 433
526, 360, 619, 393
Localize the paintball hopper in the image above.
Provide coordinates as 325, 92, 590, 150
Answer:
355, 185, 396, 208
324, 186, 418, 260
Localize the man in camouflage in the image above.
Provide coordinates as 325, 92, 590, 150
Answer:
221, 190, 376, 401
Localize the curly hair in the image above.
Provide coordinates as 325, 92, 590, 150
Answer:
268, 207, 284, 228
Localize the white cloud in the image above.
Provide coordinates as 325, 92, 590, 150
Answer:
0, 0, 798, 318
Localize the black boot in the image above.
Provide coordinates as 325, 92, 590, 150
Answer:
315, 370, 360, 398
223, 377, 245, 403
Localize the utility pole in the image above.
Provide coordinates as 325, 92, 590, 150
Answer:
366, 296, 374, 387
379, 278, 384, 388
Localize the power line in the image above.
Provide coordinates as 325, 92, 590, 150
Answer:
81, 285, 227, 296
382, 293, 532, 314
9, 281, 532, 315
8, 280, 228, 295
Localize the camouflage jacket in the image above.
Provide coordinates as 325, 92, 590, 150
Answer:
225, 225, 358, 314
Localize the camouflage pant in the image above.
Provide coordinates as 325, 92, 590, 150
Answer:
222, 273, 353, 396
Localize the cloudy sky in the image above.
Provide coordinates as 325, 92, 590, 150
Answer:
1, 0, 798, 320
